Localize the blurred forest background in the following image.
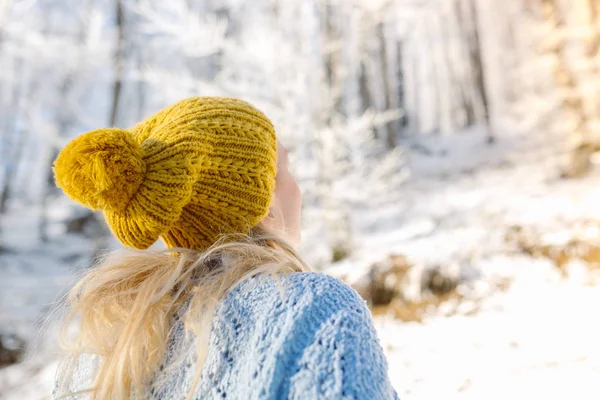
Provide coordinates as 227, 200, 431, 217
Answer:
1, 0, 600, 399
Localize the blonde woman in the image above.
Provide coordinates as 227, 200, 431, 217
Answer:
51, 97, 398, 399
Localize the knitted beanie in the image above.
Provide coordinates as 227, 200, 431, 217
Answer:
53, 97, 277, 251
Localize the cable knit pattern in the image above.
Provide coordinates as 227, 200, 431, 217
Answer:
54, 273, 399, 400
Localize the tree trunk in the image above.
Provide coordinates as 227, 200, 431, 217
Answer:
110, 0, 125, 127
439, 6, 462, 131
467, 0, 490, 126
0, 57, 24, 216
359, 62, 373, 115
396, 41, 407, 134
377, 21, 399, 148
452, 0, 476, 127
427, 13, 443, 134
536, 0, 594, 177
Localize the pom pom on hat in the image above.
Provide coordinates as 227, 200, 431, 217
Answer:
54, 128, 146, 213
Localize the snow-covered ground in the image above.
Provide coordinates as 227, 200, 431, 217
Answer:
379, 261, 600, 400
2, 127, 600, 399
369, 128, 600, 399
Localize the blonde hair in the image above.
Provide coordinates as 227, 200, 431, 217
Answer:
53, 225, 310, 400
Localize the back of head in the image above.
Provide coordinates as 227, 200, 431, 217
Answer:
54, 97, 277, 251
51, 97, 309, 400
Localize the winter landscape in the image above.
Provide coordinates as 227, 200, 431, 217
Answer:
1, 0, 600, 399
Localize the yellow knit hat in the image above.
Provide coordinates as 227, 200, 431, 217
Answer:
53, 97, 277, 251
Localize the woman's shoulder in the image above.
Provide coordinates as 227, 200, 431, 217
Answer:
213, 272, 394, 399
222, 272, 370, 323
246, 270, 358, 292
283, 271, 359, 291
285, 272, 368, 309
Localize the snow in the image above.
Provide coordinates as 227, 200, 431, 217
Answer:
379, 261, 600, 400
2, 127, 600, 399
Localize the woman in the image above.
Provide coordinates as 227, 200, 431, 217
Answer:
52, 97, 398, 399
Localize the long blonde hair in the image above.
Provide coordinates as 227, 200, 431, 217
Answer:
53, 225, 310, 400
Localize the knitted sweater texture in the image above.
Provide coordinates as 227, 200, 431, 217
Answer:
54, 272, 399, 399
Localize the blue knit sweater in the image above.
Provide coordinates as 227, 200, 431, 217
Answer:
54, 272, 399, 399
